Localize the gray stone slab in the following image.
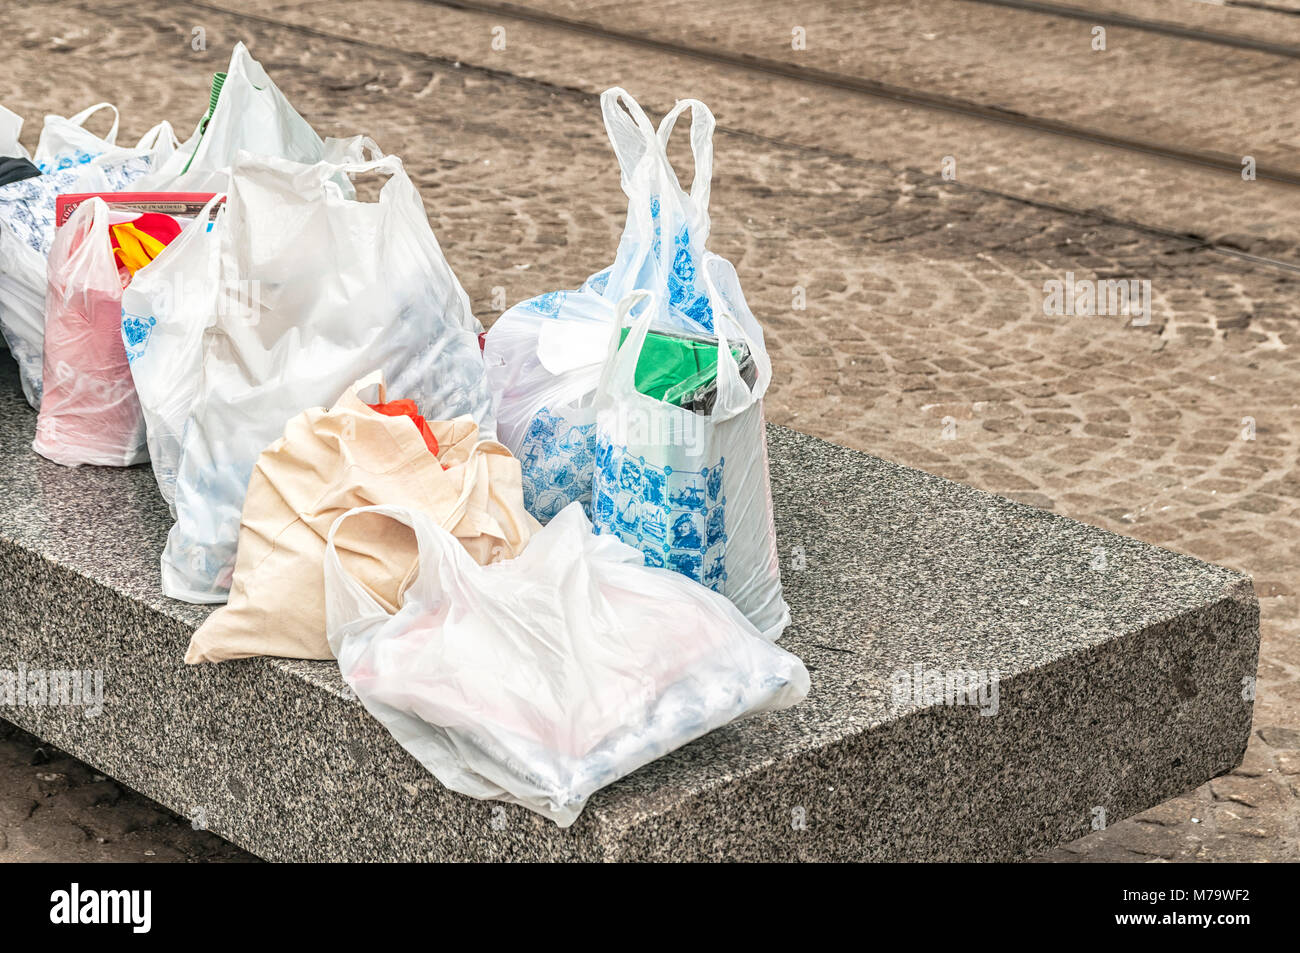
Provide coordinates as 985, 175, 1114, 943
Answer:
0, 362, 1258, 861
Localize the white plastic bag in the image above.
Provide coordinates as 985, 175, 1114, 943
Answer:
159, 149, 493, 603
34, 102, 176, 174
119, 195, 224, 506
487, 290, 610, 521
122, 135, 374, 504
591, 289, 789, 640
0, 106, 174, 408
32, 198, 146, 466
135, 42, 332, 193
0, 105, 29, 159
484, 88, 725, 522
323, 501, 809, 827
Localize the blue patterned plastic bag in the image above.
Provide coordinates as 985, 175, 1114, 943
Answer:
485, 88, 728, 524
590, 283, 789, 642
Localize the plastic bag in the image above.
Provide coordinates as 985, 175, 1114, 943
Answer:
0, 107, 174, 408
118, 195, 223, 504
484, 88, 724, 522
32, 197, 147, 466
186, 371, 538, 664
134, 42, 334, 193
34, 103, 176, 174
591, 288, 789, 640
323, 501, 809, 827
122, 133, 373, 504
0, 104, 30, 159
159, 149, 493, 603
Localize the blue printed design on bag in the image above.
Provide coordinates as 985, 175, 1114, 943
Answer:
0, 155, 151, 257
583, 268, 611, 295
121, 311, 156, 364
672, 241, 695, 284
666, 226, 714, 330
37, 149, 98, 174
592, 444, 727, 591
643, 466, 665, 506
641, 194, 714, 331
524, 290, 566, 317
518, 406, 598, 523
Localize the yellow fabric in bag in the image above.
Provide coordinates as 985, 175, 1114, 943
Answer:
110, 222, 168, 276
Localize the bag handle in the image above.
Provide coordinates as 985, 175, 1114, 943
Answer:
331, 153, 404, 179
324, 502, 480, 628
322, 135, 385, 166
699, 258, 745, 410
315, 152, 410, 208
354, 136, 384, 163
699, 254, 772, 413
322, 153, 407, 200
437, 443, 489, 532
340, 369, 388, 407
59, 196, 112, 274
65, 103, 120, 144
656, 98, 714, 214
600, 87, 658, 192
134, 120, 178, 153
594, 290, 656, 402
323, 505, 431, 629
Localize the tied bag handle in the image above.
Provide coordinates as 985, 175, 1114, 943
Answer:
322, 135, 385, 165
325, 151, 405, 185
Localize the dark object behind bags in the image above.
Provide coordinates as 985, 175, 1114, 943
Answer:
0, 156, 40, 187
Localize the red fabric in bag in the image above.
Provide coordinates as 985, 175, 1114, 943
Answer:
368, 399, 440, 457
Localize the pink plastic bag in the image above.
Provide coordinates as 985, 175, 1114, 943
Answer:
32, 197, 147, 466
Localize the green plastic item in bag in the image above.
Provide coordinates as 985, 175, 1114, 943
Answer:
619, 326, 749, 407
180, 72, 227, 175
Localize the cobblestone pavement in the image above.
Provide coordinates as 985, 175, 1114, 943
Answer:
494, 0, 1300, 169
0, 0, 1297, 861
218, 0, 1300, 260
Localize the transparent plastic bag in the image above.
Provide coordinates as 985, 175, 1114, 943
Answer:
135, 42, 334, 193
485, 88, 727, 523
590, 288, 789, 641
119, 195, 224, 506
32, 197, 146, 466
323, 501, 809, 827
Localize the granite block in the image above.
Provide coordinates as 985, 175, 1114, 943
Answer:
0, 362, 1258, 861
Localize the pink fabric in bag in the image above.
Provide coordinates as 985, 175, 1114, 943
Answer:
33, 197, 148, 467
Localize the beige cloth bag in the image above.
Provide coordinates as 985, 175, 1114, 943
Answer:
186, 372, 540, 663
